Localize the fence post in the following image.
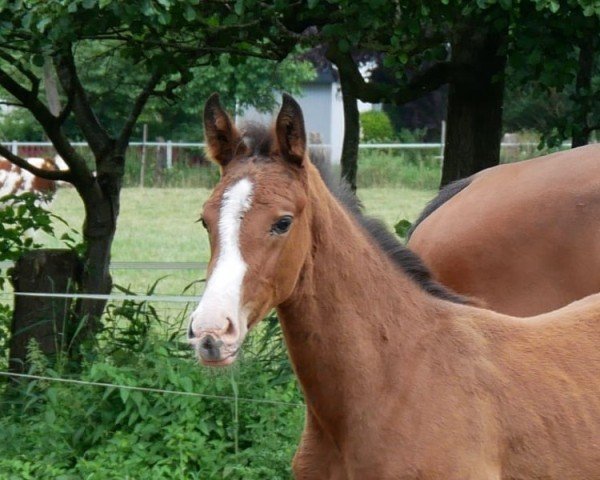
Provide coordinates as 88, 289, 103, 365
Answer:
166, 140, 173, 169
11, 140, 18, 156
440, 120, 446, 166
140, 124, 147, 188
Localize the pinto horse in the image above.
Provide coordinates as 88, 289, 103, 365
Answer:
0, 156, 66, 200
408, 144, 600, 317
189, 94, 600, 479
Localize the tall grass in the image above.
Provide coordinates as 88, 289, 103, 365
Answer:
357, 149, 441, 190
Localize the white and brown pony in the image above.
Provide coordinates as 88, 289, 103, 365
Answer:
189, 94, 600, 479
408, 144, 600, 316
0, 156, 66, 200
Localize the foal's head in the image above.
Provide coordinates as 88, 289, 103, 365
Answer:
189, 93, 312, 365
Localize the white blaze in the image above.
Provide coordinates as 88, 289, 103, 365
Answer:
190, 178, 254, 337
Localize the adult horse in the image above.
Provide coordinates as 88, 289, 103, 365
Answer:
189, 94, 600, 479
408, 145, 600, 316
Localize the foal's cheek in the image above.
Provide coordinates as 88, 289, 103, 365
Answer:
271, 235, 306, 304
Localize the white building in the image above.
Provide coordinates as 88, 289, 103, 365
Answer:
241, 66, 374, 164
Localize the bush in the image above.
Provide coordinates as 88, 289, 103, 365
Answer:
0, 291, 303, 479
360, 110, 395, 142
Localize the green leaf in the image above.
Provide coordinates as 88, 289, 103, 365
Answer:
36, 17, 52, 33
183, 5, 196, 21
234, 0, 244, 15
394, 219, 412, 239
119, 387, 130, 404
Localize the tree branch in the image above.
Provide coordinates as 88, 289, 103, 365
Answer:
54, 47, 113, 157
116, 70, 163, 151
0, 66, 94, 189
327, 48, 453, 105
0, 100, 25, 108
0, 144, 72, 182
0, 49, 40, 94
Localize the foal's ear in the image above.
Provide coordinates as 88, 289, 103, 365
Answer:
275, 93, 307, 166
203, 93, 245, 167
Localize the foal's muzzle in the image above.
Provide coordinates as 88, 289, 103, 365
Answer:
188, 316, 241, 366
198, 334, 223, 361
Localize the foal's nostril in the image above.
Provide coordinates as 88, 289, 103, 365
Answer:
225, 317, 236, 337
188, 322, 195, 339
199, 334, 223, 361
201, 335, 215, 350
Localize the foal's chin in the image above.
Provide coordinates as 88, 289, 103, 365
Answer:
199, 354, 238, 367
195, 346, 240, 367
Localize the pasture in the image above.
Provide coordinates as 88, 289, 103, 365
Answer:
43, 184, 435, 295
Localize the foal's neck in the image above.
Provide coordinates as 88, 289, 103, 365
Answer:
276, 165, 448, 441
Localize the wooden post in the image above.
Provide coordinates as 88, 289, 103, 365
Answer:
140, 124, 147, 188
154, 136, 166, 187
8, 249, 81, 373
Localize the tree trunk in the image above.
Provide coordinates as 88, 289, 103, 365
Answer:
572, 37, 595, 148
72, 150, 124, 348
9, 249, 81, 373
440, 23, 508, 187
339, 67, 360, 192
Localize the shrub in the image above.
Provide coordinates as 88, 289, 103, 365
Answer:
360, 110, 395, 142
0, 290, 303, 479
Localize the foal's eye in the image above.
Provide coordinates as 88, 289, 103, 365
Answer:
271, 215, 293, 235
199, 217, 208, 230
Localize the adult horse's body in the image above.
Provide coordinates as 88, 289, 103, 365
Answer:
408, 145, 600, 316
189, 94, 600, 479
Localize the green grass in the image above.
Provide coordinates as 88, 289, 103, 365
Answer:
357, 150, 442, 190
42, 184, 435, 295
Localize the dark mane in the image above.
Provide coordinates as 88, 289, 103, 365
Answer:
239, 123, 468, 305
310, 153, 469, 305
406, 177, 472, 240
239, 122, 273, 157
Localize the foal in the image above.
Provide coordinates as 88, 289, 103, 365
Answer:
189, 94, 600, 479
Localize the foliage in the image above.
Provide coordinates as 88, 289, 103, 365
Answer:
0, 192, 83, 372
0, 49, 314, 143
394, 219, 413, 240
360, 111, 395, 142
0, 193, 54, 264
0, 192, 82, 287
0, 289, 303, 479
506, 2, 600, 146
0, 195, 81, 258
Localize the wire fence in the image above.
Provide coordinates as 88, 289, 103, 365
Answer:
0, 282, 302, 410
0, 371, 304, 408
1, 139, 570, 167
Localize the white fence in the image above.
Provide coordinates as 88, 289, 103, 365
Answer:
1, 140, 568, 167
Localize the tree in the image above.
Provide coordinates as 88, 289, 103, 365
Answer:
283, 0, 599, 189
0, 0, 297, 347
281, 0, 502, 188
507, 2, 599, 148
0, 52, 314, 141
